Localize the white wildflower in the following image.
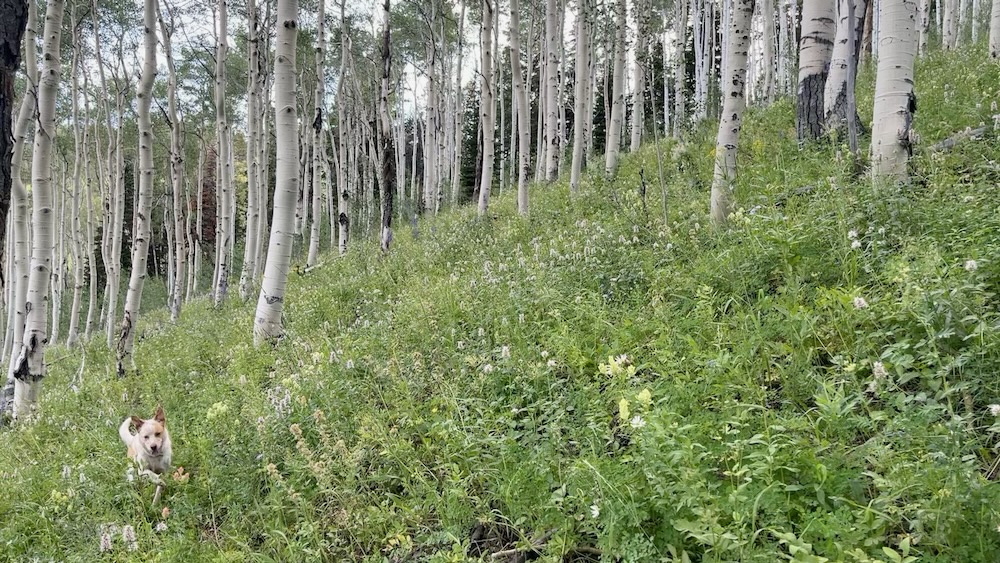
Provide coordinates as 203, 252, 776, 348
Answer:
126, 466, 135, 483
965, 259, 978, 272
482, 364, 494, 374
547, 359, 557, 368
630, 415, 646, 429
851, 239, 862, 249
155, 522, 168, 533
99, 529, 113, 553
344, 359, 355, 369
853, 296, 869, 309
873, 361, 888, 379
541, 350, 550, 359
501, 345, 511, 359
61, 465, 71, 480
79, 472, 87, 484
990, 404, 1000, 417
590, 504, 600, 518
122, 525, 137, 550
848, 229, 858, 239
457, 340, 465, 350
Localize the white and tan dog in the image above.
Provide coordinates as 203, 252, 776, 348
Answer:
119, 405, 172, 503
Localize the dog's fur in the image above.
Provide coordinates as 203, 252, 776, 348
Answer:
119, 405, 172, 476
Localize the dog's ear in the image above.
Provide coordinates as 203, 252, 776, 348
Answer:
131, 415, 144, 429
154, 405, 166, 424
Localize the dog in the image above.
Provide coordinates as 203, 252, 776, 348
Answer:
119, 405, 172, 503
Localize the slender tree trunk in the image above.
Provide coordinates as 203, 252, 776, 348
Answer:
0, 0, 27, 276
543, 0, 560, 181
604, 0, 627, 177
159, 2, 187, 321
307, 0, 325, 267
943, 0, 956, 48
510, 0, 531, 213
82, 67, 97, 339
630, 0, 650, 152
213, 0, 233, 306
379, 0, 395, 252
50, 158, 64, 345
0, 0, 33, 419
570, 0, 589, 193
990, 0, 1000, 57
12, 0, 64, 419
451, 0, 466, 205
825, 0, 867, 135
709, 0, 752, 225
255, 0, 298, 345
337, 0, 350, 254
918, 0, 930, 54
871, 0, 917, 185
66, 16, 84, 348
116, 0, 157, 377
761, 0, 776, 103
239, 0, 261, 300
673, 0, 688, 138
477, 0, 496, 215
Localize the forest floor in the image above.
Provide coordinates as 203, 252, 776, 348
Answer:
3, 47, 1000, 562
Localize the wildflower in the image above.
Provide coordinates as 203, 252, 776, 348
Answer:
457, 340, 465, 350
61, 465, 71, 480
848, 229, 858, 239
155, 521, 168, 533
547, 359, 557, 368
615, 354, 629, 365
990, 404, 1000, 417
161, 506, 171, 519
590, 504, 600, 519
79, 472, 87, 484
501, 345, 511, 359
541, 350, 550, 359
637, 388, 652, 407
851, 239, 862, 249
853, 296, 869, 309
618, 399, 630, 422
122, 525, 137, 551
482, 364, 494, 374
99, 528, 113, 552
965, 259, 978, 272
171, 466, 189, 484
126, 466, 135, 483
873, 361, 888, 379
630, 415, 646, 429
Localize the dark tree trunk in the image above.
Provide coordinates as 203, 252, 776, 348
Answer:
379, 0, 394, 252
0, 0, 29, 272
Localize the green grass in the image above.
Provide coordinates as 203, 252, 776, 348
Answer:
3, 45, 1000, 562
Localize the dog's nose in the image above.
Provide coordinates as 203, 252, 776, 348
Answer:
151, 445, 158, 452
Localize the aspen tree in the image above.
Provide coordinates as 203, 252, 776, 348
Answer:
871, 0, 917, 185
477, 0, 496, 215
825, 0, 866, 135
797, 0, 836, 143
213, 0, 233, 306
12, 0, 64, 419
511, 0, 532, 212
240, 0, 262, 301
673, 0, 688, 138
379, 0, 395, 252
117, 0, 158, 377
307, 0, 326, 267
159, 2, 187, 320
570, 0, 589, 193
66, 13, 84, 348
604, 0, 626, 177
709, 0, 752, 225
629, 0, 650, 152
990, 0, 1000, 57
255, 0, 299, 345
544, 0, 560, 181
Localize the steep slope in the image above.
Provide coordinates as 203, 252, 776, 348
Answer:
1, 47, 1000, 562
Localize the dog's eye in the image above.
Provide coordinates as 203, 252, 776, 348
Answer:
155, 432, 161, 437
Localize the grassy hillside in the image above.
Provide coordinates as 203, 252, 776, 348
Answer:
2, 47, 1000, 562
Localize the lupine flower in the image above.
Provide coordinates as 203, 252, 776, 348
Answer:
99, 528, 113, 552
873, 361, 888, 379
122, 525, 138, 551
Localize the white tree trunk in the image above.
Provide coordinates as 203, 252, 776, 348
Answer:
66, 19, 84, 348
674, 0, 688, 138
307, 0, 325, 267
213, 0, 233, 307
1, 0, 37, 417
709, 0, 752, 225
630, 0, 650, 152
543, 0, 560, 181
477, 0, 496, 215
797, 0, 836, 143
337, 0, 350, 254
604, 0, 627, 177
918, 0, 930, 54
450, 0, 467, 206
510, 0, 532, 211
825, 0, 866, 134
570, 0, 589, 193
943, 0, 956, 48
116, 0, 157, 377
239, 0, 261, 301
254, 0, 299, 345
12, 0, 64, 420
990, 0, 1000, 57
379, 0, 395, 252
871, 0, 917, 185
159, 3, 187, 321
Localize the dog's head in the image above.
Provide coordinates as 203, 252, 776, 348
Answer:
131, 405, 167, 457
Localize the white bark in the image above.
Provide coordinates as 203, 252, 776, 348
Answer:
511, 0, 532, 211
239, 0, 261, 301
797, 0, 836, 142
709, 0, 752, 225
604, 0, 627, 177
159, 3, 187, 321
943, 0, 956, 48
213, 0, 233, 307
255, 0, 299, 345
570, 0, 589, 193
629, 0, 650, 152
12, 0, 64, 420
918, 0, 930, 53
117, 0, 157, 376
450, 0, 466, 206
337, 0, 349, 253
1, 0, 37, 416
477, 0, 496, 215
673, 0, 688, 138
307, 0, 325, 267
762, 0, 776, 102
871, 0, 917, 185
66, 19, 84, 348
990, 0, 1000, 57
825, 0, 866, 134
544, 0, 560, 181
